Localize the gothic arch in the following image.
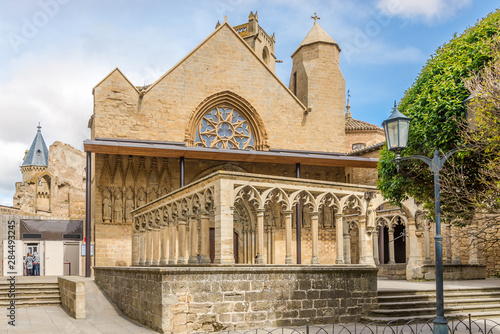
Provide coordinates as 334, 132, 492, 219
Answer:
185, 90, 270, 151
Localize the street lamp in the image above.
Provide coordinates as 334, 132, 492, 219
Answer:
382, 103, 459, 334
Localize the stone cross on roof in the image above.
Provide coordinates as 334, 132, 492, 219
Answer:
311, 13, 320, 22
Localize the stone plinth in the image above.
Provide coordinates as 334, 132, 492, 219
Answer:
422, 264, 486, 280
94, 265, 378, 333
58, 276, 86, 319
377, 263, 406, 280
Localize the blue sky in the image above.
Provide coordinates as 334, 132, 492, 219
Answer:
0, 0, 498, 206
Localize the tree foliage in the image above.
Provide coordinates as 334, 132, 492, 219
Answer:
378, 9, 500, 216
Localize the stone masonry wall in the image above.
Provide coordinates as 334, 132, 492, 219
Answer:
94, 266, 378, 333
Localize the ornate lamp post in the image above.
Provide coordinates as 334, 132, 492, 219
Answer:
382, 103, 458, 334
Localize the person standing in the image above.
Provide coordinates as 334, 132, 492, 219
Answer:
25, 253, 33, 276
33, 251, 40, 276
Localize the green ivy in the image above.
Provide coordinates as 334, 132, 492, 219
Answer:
378, 9, 500, 209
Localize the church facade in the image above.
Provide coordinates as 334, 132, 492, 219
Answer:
85, 13, 398, 269
82, 12, 492, 332
84, 12, 489, 275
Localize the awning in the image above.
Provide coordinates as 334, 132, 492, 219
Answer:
20, 220, 83, 241
83, 138, 378, 168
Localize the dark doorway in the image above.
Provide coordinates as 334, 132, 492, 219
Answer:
394, 224, 406, 263
233, 231, 239, 263
209, 228, 215, 263
382, 223, 406, 264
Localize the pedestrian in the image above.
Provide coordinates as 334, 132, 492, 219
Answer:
25, 253, 33, 276
33, 251, 40, 276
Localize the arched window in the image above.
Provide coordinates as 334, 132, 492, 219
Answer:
186, 91, 269, 151
195, 107, 254, 150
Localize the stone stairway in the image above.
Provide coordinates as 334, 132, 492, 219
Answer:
363, 287, 500, 324
0, 278, 61, 307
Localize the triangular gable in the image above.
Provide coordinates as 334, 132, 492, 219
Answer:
92, 68, 140, 95
142, 22, 307, 111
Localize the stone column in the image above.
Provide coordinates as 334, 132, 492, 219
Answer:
200, 214, 210, 264
132, 230, 140, 266
335, 216, 344, 264
160, 224, 169, 265
445, 223, 453, 264
250, 231, 255, 264
373, 230, 379, 265
359, 217, 375, 265
214, 178, 235, 264
406, 217, 424, 280
139, 229, 146, 266
311, 211, 320, 264
424, 221, 432, 264
152, 227, 160, 266
188, 216, 199, 264
145, 227, 153, 266
266, 228, 271, 264
285, 211, 293, 264
452, 225, 462, 264
177, 219, 187, 264
243, 229, 247, 264
256, 209, 265, 264
388, 227, 395, 264
343, 221, 351, 264
469, 223, 480, 265
169, 222, 177, 264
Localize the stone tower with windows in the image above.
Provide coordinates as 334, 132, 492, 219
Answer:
233, 11, 276, 72
289, 18, 346, 150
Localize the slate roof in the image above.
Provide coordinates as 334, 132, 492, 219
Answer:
22, 125, 49, 167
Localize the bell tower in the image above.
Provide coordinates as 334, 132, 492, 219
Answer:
233, 11, 276, 72
289, 15, 346, 148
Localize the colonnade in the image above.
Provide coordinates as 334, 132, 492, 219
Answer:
131, 171, 385, 267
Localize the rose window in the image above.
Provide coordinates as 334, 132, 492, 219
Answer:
195, 107, 254, 150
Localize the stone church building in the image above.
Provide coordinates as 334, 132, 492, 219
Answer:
84, 12, 488, 279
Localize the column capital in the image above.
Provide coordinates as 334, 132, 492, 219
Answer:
310, 211, 319, 218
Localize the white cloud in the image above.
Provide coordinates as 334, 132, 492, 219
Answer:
377, 0, 473, 22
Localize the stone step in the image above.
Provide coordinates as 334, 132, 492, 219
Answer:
362, 310, 500, 325
378, 291, 500, 303
378, 298, 500, 309
0, 290, 60, 297
0, 294, 61, 301
369, 304, 500, 318
378, 287, 500, 296
0, 299, 61, 308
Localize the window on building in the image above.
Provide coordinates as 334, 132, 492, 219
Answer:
293, 72, 297, 96
195, 107, 254, 150
262, 46, 270, 64
352, 143, 366, 151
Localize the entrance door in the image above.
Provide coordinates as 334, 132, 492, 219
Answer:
44, 241, 63, 276
63, 243, 80, 276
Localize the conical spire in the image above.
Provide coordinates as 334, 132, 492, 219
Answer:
22, 123, 49, 167
292, 19, 339, 56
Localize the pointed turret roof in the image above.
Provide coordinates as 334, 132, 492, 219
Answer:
22, 124, 49, 167
292, 21, 339, 57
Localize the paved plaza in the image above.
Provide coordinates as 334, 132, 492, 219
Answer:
0, 278, 498, 333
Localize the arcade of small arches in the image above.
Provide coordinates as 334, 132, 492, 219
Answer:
130, 171, 429, 267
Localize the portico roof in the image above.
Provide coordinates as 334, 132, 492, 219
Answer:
83, 138, 378, 168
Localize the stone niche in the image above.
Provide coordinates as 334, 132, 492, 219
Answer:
94, 265, 378, 333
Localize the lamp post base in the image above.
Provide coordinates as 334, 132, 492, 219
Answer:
433, 316, 448, 334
